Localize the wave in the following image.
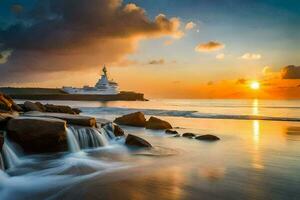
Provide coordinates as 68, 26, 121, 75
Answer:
80, 106, 300, 122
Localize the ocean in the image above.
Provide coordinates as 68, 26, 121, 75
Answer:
1, 99, 300, 199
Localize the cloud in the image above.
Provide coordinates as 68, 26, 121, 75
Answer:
195, 41, 225, 52
207, 81, 214, 86
216, 53, 225, 60
262, 66, 271, 75
0, 50, 12, 64
164, 39, 174, 46
0, 0, 183, 83
185, 21, 196, 30
236, 78, 247, 85
240, 53, 261, 60
11, 4, 23, 14
281, 65, 300, 79
148, 59, 165, 65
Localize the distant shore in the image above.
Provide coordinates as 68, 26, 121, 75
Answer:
0, 87, 146, 101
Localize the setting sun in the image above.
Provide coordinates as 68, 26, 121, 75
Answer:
250, 81, 260, 90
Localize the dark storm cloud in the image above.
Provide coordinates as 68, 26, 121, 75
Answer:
0, 0, 182, 83
281, 65, 300, 79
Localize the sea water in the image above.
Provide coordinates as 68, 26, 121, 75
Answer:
2, 99, 300, 199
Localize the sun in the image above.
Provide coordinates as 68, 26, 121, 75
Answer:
250, 81, 260, 90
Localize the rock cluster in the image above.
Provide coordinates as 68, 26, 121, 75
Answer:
21, 101, 81, 114
0, 93, 153, 158
114, 112, 220, 142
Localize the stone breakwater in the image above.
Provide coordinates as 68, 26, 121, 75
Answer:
0, 88, 146, 101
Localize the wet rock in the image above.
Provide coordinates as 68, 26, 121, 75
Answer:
0, 113, 16, 130
0, 133, 4, 151
146, 117, 172, 130
0, 101, 11, 112
7, 117, 68, 153
165, 129, 178, 135
24, 101, 44, 112
113, 124, 125, 136
24, 111, 97, 127
44, 104, 76, 114
2, 94, 23, 112
0, 95, 12, 112
72, 108, 81, 114
195, 134, 220, 141
114, 112, 146, 127
182, 133, 196, 138
125, 134, 152, 148
35, 102, 46, 112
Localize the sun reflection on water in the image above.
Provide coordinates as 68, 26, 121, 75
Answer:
252, 120, 264, 170
252, 99, 259, 115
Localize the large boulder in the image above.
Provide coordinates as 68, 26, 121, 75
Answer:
44, 104, 76, 114
195, 134, 220, 141
24, 111, 97, 127
7, 117, 68, 153
24, 101, 44, 112
125, 134, 152, 148
114, 112, 146, 127
145, 117, 172, 130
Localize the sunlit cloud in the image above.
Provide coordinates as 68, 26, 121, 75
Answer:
0, 0, 183, 83
164, 40, 174, 46
262, 66, 272, 75
240, 53, 261, 60
195, 41, 225, 52
236, 78, 247, 85
216, 53, 225, 59
185, 21, 196, 30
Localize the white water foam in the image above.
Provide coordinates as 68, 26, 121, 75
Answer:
80, 106, 300, 122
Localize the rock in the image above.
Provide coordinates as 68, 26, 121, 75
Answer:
114, 112, 146, 127
35, 102, 46, 112
0, 95, 12, 112
24, 101, 44, 112
113, 124, 125, 136
182, 133, 196, 138
72, 108, 81, 114
7, 117, 68, 153
24, 111, 97, 127
0, 113, 16, 130
146, 117, 172, 130
125, 134, 152, 148
165, 129, 178, 135
44, 104, 76, 114
2, 94, 23, 112
195, 134, 220, 141
0, 133, 4, 151
0, 101, 11, 112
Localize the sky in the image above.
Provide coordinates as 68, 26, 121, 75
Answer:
0, 0, 300, 99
